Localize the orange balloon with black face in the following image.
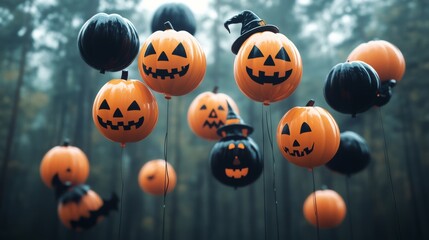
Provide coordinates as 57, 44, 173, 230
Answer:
92, 71, 158, 145
138, 159, 177, 196
187, 88, 239, 141
234, 31, 302, 105
138, 21, 206, 99
40, 140, 89, 189
57, 184, 118, 231
276, 100, 340, 168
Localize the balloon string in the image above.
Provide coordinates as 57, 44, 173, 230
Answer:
311, 169, 320, 240
261, 104, 267, 240
345, 176, 354, 240
162, 99, 171, 240
378, 108, 402, 240
265, 107, 280, 240
118, 145, 125, 240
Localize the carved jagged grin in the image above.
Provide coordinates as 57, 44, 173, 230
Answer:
143, 64, 189, 80
284, 143, 314, 157
97, 116, 144, 130
203, 120, 224, 129
225, 168, 249, 179
246, 66, 292, 85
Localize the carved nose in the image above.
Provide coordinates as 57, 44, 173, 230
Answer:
264, 55, 275, 66
293, 140, 300, 147
233, 156, 240, 166
113, 108, 123, 118
158, 51, 169, 61
209, 109, 217, 118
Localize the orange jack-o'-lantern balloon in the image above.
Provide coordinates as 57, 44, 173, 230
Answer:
138, 21, 206, 99
138, 159, 177, 195
58, 184, 118, 231
92, 71, 158, 145
347, 40, 405, 82
40, 140, 89, 189
276, 100, 340, 168
234, 31, 302, 105
187, 87, 239, 141
303, 189, 346, 229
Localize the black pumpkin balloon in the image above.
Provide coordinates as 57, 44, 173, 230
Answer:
324, 61, 380, 117
374, 79, 396, 107
77, 13, 140, 73
326, 131, 370, 175
151, 3, 196, 35
210, 102, 262, 187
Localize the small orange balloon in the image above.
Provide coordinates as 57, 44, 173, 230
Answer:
303, 189, 346, 229
138, 159, 177, 195
187, 88, 239, 141
40, 141, 90, 188
347, 40, 405, 82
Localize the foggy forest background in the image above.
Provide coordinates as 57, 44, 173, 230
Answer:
0, 0, 428, 239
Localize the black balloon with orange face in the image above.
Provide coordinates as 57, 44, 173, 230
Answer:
209, 102, 262, 188
210, 136, 262, 187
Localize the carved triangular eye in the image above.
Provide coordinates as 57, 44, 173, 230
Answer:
281, 124, 290, 135
218, 105, 224, 111
200, 104, 207, 110
99, 99, 110, 110
300, 122, 311, 133
275, 47, 290, 61
127, 101, 140, 111
248, 45, 264, 59
172, 42, 187, 58
144, 43, 156, 57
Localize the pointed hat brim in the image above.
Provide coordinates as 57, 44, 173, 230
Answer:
231, 25, 279, 54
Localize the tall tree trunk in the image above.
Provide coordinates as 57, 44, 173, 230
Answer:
0, 21, 32, 210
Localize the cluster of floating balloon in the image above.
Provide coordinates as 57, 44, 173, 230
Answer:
76, 2, 200, 208
39, 140, 118, 231
324, 40, 406, 117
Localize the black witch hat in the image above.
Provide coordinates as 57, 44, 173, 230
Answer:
217, 101, 253, 137
224, 10, 279, 54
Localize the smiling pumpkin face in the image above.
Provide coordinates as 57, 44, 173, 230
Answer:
138, 22, 206, 98
276, 101, 340, 168
187, 90, 239, 140
234, 31, 302, 104
92, 77, 158, 144
210, 136, 262, 187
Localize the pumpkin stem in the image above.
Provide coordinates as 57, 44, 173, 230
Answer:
164, 21, 174, 30
306, 99, 315, 107
121, 70, 128, 80
212, 86, 219, 93
62, 138, 70, 147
